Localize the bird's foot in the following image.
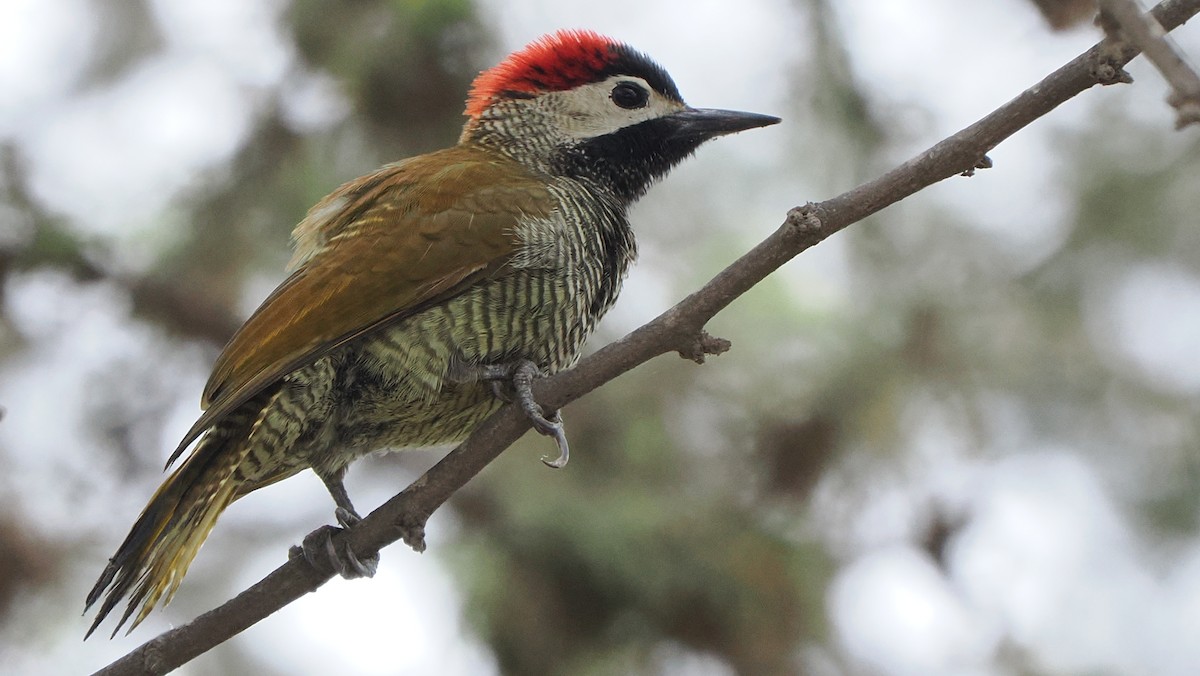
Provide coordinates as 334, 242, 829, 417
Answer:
480, 360, 570, 468
334, 506, 361, 530
529, 409, 569, 469
289, 510, 379, 579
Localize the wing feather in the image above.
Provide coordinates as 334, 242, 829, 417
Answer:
167, 146, 553, 466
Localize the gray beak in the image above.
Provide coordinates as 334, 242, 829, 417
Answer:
667, 108, 781, 142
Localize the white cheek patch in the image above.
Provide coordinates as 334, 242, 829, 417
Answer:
542, 76, 683, 139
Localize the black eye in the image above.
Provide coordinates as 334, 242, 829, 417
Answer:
610, 81, 649, 109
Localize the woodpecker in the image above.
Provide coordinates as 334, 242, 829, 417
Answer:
85, 29, 778, 637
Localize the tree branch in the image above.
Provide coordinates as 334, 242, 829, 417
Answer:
1101, 0, 1200, 127
93, 1, 1200, 673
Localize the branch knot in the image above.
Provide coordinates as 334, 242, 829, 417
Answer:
1091, 49, 1136, 85
677, 330, 732, 364
786, 204, 824, 235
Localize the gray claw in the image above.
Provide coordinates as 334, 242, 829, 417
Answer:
539, 419, 570, 468
478, 360, 573, 467
296, 524, 378, 580
335, 506, 361, 529
344, 544, 379, 578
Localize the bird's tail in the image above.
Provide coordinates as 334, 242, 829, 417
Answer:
84, 389, 280, 639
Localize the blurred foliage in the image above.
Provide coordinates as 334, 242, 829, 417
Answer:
291, 0, 491, 152
2, 0, 1200, 674
1026, 0, 1098, 30
451, 361, 833, 675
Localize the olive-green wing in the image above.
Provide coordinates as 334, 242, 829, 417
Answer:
167, 148, 553, 466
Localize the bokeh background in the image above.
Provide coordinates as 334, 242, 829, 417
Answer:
3, 0, 1200, 674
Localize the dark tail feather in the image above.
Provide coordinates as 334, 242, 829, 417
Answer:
84, 389, 279, 638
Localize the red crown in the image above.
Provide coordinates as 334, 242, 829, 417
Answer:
466, 30, 620, 118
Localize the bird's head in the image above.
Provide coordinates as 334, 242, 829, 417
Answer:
461, 30, 780, 201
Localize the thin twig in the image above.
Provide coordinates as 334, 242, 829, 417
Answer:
91, 1, 1200, 673
1101, 0, 1200, 127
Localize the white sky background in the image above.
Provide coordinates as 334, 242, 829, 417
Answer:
1, 0, 1199, 674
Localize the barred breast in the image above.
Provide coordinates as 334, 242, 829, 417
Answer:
234, 178, 637, 488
